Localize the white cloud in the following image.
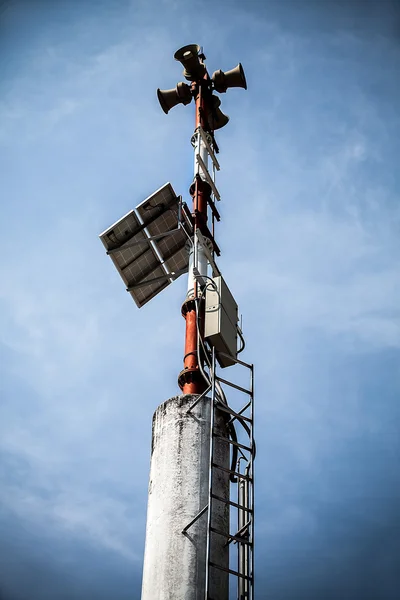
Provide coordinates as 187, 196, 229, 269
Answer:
0, 0, 399, 576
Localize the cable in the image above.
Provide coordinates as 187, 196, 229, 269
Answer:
193, 296, 212, 387
192, 275, 255, 478
237, 326, 246, 355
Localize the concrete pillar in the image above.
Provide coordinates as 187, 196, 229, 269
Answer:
141, 394, 230, 600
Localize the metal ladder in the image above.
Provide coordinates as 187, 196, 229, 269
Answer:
185, 126, 255, 599
205, 348, 255, 600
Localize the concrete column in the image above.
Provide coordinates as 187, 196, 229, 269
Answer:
141, 394, 230, 600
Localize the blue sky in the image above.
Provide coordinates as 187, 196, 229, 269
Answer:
1, 0, 400, 598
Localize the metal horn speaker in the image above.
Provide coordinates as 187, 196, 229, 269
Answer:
157, 82, 192, 114
174, 44, 205, 81
212, 63, 247, 93
208, 95, 229, 131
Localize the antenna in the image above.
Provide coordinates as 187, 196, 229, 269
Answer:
100, 44, 254, 600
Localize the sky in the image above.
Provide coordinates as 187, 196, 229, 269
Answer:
0, 0, 400, 598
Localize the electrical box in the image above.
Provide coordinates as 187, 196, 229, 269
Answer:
205, 275, 238, 368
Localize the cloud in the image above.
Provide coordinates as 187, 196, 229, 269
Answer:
0, 1, 400, 598
0, 12, 185, 568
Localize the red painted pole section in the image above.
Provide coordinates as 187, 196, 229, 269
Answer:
178, 75, 211, 395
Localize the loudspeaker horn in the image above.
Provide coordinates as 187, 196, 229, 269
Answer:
208, 95, 229, 131
157, 82, 192, 114
174, 44, 206, 81
212, 63, 247, 93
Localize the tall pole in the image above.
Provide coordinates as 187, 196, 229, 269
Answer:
178, 72, 212, 395
101, 41, 251, 600
140, 45, 247, 600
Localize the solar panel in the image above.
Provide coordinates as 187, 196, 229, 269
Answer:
136, 183, 191, 276
99, 209, 170, 308
99, 183, 193, 308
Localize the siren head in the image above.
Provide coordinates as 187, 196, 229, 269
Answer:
208, 95, 229, 131
157, 82, 192, 114
174, 44, 206, 81
212, 63, 247, 93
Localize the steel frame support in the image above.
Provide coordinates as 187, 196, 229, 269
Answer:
199, 346, 255, 600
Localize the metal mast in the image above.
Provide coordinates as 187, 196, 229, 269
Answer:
175, 45, 218, 396
100, 43, 254, 600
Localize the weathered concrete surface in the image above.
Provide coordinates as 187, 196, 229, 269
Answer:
141, 394, 230, 600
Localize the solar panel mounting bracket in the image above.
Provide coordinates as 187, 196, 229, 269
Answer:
196, 153, 221, 201
106, 228, 185, 255
196, 229, 221, 278
126, 267, 188, 290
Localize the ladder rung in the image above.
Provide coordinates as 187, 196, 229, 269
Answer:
212, 462, 253, 481
211, 493, 253, 512
198, 126, 220, 171
213, 434, 252, 453
215, 351, 253, 370
196, 153, 221, 200
208, 561, 252, 581
210, 526, 253, 546
215, 403, 253, 423
215, 376, 252, 396
207, 194, 221, 222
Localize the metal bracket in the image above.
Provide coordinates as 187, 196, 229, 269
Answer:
107, 228, 185, 255
193, 266, 207, 287
198, 126, 220, 171
182, 504, 208, 534
196, 153, 221, 201
186, 384, 212, 413
126, 267, 188, 290
196, 230, 221, 278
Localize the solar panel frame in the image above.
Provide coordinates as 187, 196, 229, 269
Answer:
136, 183, 191, 277
99, 209, 171, 308
99, 183, 193, 308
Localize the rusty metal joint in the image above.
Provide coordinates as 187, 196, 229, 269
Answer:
181, 297, 197, 317
183, 350, 198, 362
178, 367, 204, 390
189, 174, 212, 197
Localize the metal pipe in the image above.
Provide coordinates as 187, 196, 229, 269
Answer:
180, 304, 203, 394
237, 457, 250, 600
204, 348, 216, 600
180, 76, 211, 395
187, 243, 208, 298
250, 365, 255, 600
